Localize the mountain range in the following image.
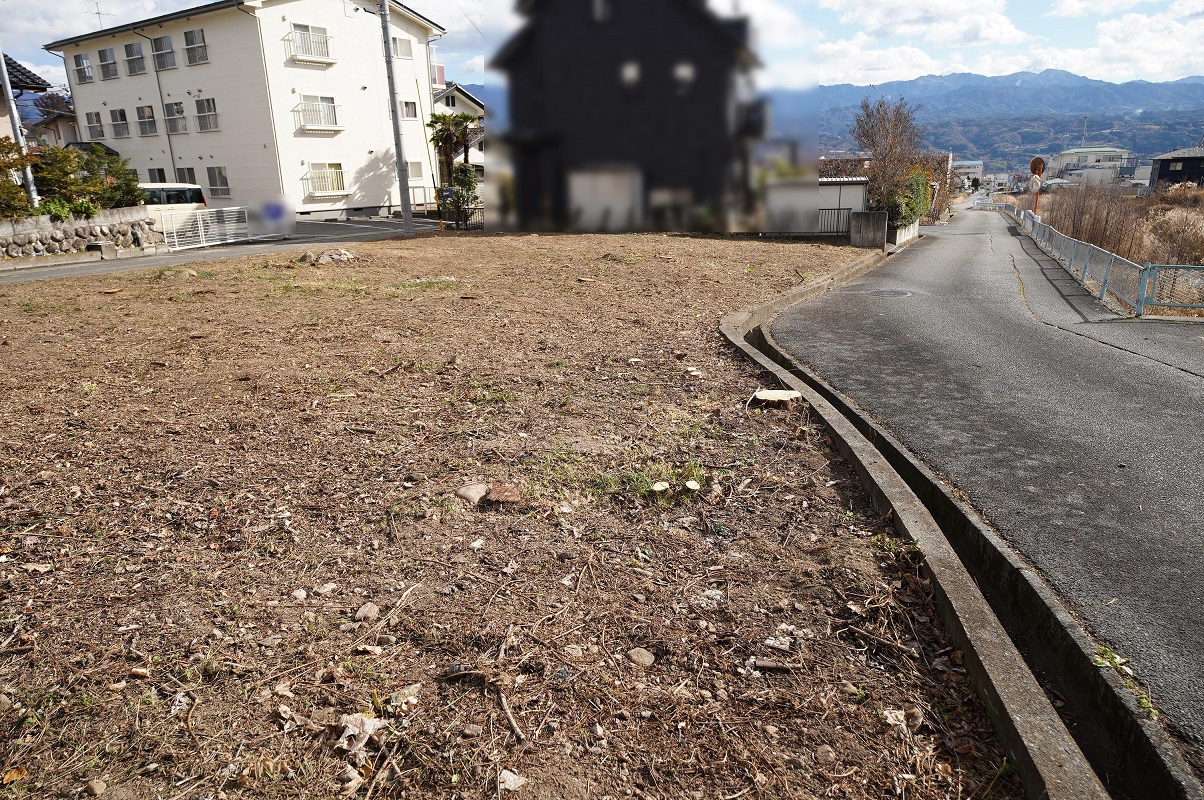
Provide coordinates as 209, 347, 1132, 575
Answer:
474, 70, 1204, 172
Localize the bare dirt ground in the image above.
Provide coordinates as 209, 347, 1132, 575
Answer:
0, 233, 1022, 800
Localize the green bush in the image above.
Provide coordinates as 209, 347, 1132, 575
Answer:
40, 197, 73, 222
70, 198, 100, 219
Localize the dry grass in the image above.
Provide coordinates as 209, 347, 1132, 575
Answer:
0, 233, 1020, 799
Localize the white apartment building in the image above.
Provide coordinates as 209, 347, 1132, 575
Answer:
45, 0, 445, 219
1049, 146, 1132, 185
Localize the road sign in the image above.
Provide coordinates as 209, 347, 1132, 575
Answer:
1030, 157, 1046, 177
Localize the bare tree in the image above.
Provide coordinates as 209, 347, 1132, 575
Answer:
33, 91, 73, 117
851, 97, 924, 218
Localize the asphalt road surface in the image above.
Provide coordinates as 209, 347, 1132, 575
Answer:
773, 209, 1204, 750
0, 216, 441, 285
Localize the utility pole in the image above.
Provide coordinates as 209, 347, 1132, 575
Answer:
377, 0, 414, 236
0, 40, 40, 208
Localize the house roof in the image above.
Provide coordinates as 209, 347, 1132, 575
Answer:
434, 81, 485, 113
1057, 146, 1127, 154
1151, 148, 1204, 160
493, 0, 758, 69
3, 55, 51, 91
45, 0, 441, 50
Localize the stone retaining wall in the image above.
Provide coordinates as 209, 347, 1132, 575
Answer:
0, 206, 165, 260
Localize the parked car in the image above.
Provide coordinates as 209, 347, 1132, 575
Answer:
139, 182, 206, 228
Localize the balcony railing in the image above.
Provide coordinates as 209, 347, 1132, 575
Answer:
304, 168, 348, 196
99, 62, 119, 80
165, 116, 188, 134
295, 102, 342, 131
185, 44, 208, 65
430, 61, 445, 86
153, 49, 176, 70
111, 122, 130, 138
208, 184, 231, 198
196, 112, 220, 132
138, 120, 157, 136
75, 67, 93, 84
125, 56, 146, 75
287, 31, 334, 64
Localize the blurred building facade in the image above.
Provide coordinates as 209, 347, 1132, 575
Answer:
492, 0, 764, 232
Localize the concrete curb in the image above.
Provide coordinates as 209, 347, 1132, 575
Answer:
721, 249, 1109, 800
722, 245, 1204, 799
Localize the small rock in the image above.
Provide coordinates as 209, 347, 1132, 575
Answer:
486, 484, 522, 504
85, 779, 107, 797
469, 538, 485, 551
498, 769, 527, 791
456, 483, 489, 505
564, 644, 584, 658
129, 667, 150, 679
463, 723, 483, 738
764, 724, 780, 737
316, 583, 338, 595
626, 647, 656, 668
816, 744, 837, 763
291, 589, 308, 601
0, 694, 10, 713
590, 722, 605, 738
354, 602, 380, 622
355, 645, 384, 656
376, 635, 397, 646
840, 681, 859, 696
752, 388, 803, 407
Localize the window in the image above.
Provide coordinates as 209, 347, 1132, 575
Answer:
110, 109, 130, 138
299, 95, 339, 128
195, 98, 219, 131
147, 167, 167, 183
446, 95, 456, 108
85, 111, 104, 139
207, 166, 230, 197
391, 37, 412, 59
406, 161, 423, 179
290, 24, 332, 61
1170, 162, 1184, 171
307, 162, 346, 195
176, 167, 196, 184
402, 101, 418, 119
136, 105, 157, 136
184, 29, 208, 65
124, 42, 146, 75
620, 61, 640, 87
74, 54, 94, 84
164, 102, 187, 134
98, 48, 119, 80
151, 36, 176, 70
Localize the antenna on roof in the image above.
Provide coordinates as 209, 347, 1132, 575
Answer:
87, 0, 114, 27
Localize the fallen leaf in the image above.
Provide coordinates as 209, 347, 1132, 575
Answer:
2, 767, 28, 785
499, 769, 528, 791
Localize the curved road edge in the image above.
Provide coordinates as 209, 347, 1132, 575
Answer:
720, 246, 1201, 800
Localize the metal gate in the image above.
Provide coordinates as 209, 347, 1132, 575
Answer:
160, 207, 251, 251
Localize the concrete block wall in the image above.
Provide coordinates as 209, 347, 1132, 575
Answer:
850, 211, 888, 248
0, 206, 164, 260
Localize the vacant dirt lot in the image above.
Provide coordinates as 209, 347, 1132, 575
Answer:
0, 234, 1021, 799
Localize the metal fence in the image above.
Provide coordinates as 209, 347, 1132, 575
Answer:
817, 208, 852, 235
160, 207, 252, 251
990, 203, 1204, 316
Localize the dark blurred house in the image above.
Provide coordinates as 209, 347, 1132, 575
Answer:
1151, 147, 1204, 188
491, 0, 764, 231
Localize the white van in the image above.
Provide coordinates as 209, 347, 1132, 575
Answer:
140, 183, 207, 231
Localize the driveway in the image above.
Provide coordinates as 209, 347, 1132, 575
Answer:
0, 216, 442, 285
772, 209, 1204, 751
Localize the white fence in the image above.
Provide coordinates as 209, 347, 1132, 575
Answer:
160, 207, 252, 251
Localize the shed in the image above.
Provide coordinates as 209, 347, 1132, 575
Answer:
764, 176, 867, 235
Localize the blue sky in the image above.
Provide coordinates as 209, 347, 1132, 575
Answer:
1, 0, 1201, 93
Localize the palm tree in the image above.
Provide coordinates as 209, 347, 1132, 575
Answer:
427, 112, 462, 188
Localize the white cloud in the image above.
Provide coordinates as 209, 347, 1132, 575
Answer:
806, 33, 946, 87
19, 59, 67, 91
816, 0, 1028, 47
1045, 0, 1155, 17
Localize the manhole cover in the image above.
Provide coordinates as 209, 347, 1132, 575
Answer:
869, 289, 912, 297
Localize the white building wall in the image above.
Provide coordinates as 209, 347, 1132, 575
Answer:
59, 7, 282, 211
765, 181, 866, 233
255, 0, 439, 215
52, 0, 441, 218
432, 89, 485, 174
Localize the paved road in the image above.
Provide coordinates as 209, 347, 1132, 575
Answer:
773, 209, 1204, 748
0, 217, 441, 285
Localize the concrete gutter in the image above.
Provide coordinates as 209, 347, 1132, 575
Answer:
721, 249, 1117, 800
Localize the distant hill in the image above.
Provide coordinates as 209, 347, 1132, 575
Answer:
771, 70, 1204, 171
467, 71, 1204, 171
